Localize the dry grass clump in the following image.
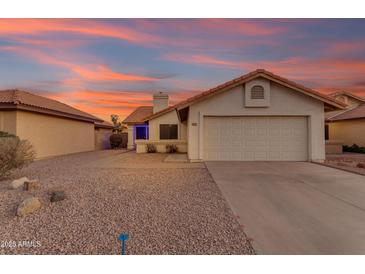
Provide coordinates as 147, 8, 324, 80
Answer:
0, 132, 35, 179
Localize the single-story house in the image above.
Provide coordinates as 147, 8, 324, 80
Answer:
123, 69, 345, 162
326, 91, 365, 147
0, 89, 112, 158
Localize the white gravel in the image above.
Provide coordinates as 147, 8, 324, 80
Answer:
0, 150, 255, 255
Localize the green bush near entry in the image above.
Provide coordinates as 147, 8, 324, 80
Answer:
166, 144, 178, 153
109, 134, 123, 149
343, 144, 365, 154
146, 143, 157, 153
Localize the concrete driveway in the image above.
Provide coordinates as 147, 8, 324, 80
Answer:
205, 161, 365, 254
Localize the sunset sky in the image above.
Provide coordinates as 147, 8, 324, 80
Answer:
1, 19, 365, 121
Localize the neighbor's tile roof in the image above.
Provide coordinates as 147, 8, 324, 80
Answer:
122, 106, 153, 124
142, 69, 346, 122
328, 103, 365, 121
0, 89, 103, 122
328, 91, 365, 104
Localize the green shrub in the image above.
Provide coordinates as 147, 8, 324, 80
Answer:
0, 134, 35, 179
343, 144, 365, 154
0, 131, 15, 138
166, 144, 178, 153
146, 143, 157, 153
109, 134, 123, 148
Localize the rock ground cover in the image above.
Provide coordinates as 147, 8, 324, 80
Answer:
325, 153, 365, 176
0, 150, 254, 255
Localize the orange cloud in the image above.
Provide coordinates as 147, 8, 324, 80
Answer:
163, 53, 365, 96
0, 45, 158, 83
38, 88, 202, 121
164, 53, 237, 68
164, 52, 365, 80
0, 19, 286, 51
0, 19, 158, 44
72, 65, 157, 82
41, 90, 152, 121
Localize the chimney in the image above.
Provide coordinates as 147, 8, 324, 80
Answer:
153, 92, 169, 113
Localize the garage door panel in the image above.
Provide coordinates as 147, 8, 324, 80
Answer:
204, 116, 308, 161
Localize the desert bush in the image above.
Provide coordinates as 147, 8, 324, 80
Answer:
343, 144, 365, 154
146, 143, 157, 153
0, 131, 15, 138
0, 133, 36, 179
109, 134, 123, 148
166, 144, 178, 153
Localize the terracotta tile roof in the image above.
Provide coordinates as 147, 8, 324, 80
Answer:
142, 69, 346, 122
0, 89, 103, 122
95, 120, 114, 129
122, 106, 153, 124
328, 104, 365, 121
328, 91, 365, 104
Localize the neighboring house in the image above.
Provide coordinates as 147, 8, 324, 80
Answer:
123, 69, 345, 162
0, 89, 110, 158
326, 91, 365, 147
95, 121, 114, 150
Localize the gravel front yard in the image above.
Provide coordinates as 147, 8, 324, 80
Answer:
0, 150, 254, 255
324, 153, 365, 176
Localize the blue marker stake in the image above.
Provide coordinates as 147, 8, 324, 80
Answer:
118, 233, 129, 255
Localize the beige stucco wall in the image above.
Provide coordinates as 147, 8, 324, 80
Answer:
15, 110, 95, 159
148, 110, 187, 141
135, 139, 187, 153
325, 140, 343, 154
328, 119, 365, 147
127, 125, 135, 149
0, 110, 17, 135
187, 79, 325, 162
95, 128, 112, 150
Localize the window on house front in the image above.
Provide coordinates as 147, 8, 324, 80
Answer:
136, 126, 148, 139
325, 124, 329, 140
251, 85, 265, 99
160, 124, 178, 140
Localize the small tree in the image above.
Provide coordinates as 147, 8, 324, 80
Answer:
111, 114, 123, 133
0, 132, 35, 179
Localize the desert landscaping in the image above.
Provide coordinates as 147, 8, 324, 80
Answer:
0, 150, 255, 255
324, 153, 365, 176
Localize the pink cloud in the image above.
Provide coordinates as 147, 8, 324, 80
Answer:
0, 19, 159, 44
163, 53, 238, 68
39, 88, 201, 121
0, 45, 159, 83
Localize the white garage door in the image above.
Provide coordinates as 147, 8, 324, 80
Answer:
204, 116, 308, 161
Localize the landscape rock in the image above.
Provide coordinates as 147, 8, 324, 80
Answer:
50, 191, 66, 202
17, 197, 41, 217
10, 177, 30, 189
356, 163, 365, 169
337, 162, 348, 167
23, 180, 41, 191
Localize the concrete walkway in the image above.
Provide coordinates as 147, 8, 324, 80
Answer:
206, 161, 365, 254
164, 153, 188, 163
89, 151, 205, 169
